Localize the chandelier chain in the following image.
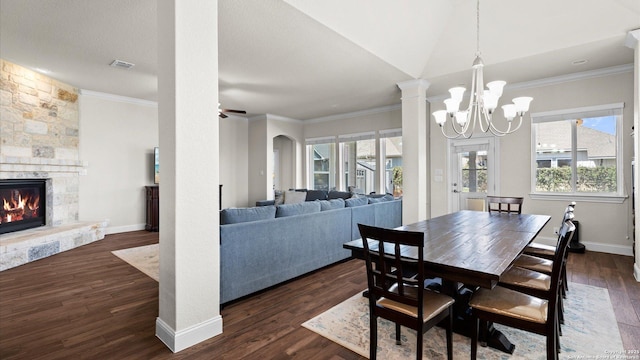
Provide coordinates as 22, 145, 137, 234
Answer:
476, 0, 480, 55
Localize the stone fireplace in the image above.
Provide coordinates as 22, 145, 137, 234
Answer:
0, 59, 106, 271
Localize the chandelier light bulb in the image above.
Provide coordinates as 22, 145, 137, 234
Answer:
433, 110, 448, 125
486, 81, 506, 98
502, 104, 516, 121
483, 92, 499, 113
513, 97, 533, 113
444, 98, 460, 114
448, 87, 466, 103
455, 111, 468, 126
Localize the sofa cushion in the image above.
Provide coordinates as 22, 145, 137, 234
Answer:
345, 196, 368, 207
220, 205, 276, 225
284, 190, 307, 204
328, 190, 351, 200
368, 194, 395, 204
319, 198, 345, 211
276, 201, 321, 217
306, 189, 328, 201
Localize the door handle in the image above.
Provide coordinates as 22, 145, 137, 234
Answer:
453, 189, 459, 193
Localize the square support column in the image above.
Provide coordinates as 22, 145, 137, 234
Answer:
156, 0, 222, 352
397, 79, 431, 224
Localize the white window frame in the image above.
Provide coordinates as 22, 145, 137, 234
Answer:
529, 103, 626, 203
305, 136, 337, 191
338, 132, 376, 192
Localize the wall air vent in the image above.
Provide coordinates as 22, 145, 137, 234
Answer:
109, 59, 135, 69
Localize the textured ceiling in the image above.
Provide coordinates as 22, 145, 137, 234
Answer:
1, 0, 638, 121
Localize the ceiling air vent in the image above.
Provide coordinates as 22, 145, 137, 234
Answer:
109, 59, 135, 70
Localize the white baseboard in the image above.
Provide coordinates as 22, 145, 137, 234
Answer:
532, 236, 634, 256
105, 223, 146, 235
634, 262, 640, 282
156, 316, 223, 353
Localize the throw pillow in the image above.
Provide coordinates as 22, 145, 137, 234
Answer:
319, 198, 345, 211
220, 205, 276, 225
284, 190, 307, 204
305, 189, 328, 201
274, 190, 284, 205
328, 190, 351, 200
345, 196, 368, 207
276, 201, 321, 217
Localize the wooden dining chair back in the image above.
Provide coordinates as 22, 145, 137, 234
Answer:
358, 224, 455, 360
469, 219, 575, 360
486, 196, 524, 214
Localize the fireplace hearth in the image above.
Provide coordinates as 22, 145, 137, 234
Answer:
0, 179, 46, 235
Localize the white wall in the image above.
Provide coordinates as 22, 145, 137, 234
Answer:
429, 71, 635, 255
78, 92, 158, 234
304, 106, 401, 139
219, 116, 249, 208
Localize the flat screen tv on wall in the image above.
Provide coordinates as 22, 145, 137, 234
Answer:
154, 147, 159, 184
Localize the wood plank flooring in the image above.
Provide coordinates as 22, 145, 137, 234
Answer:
0, 231, 638, 359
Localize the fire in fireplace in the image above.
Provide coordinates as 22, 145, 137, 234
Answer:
0, 179, 46, 235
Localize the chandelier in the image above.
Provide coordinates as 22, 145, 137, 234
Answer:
432, 0, 533, 139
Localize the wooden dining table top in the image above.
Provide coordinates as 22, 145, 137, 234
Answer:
343, 210, 551, 289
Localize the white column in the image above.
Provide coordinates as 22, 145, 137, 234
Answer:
397, 79, 430, 224
626, 29, 640, 282
156, 0, 222, 352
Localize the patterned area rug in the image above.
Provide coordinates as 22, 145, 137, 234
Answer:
303, 283, 624, 359
111, 244, 159, 281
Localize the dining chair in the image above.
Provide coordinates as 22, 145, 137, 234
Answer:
486, 196, 524, 214
524, 202, 576, 260
517, 206, 575, 298
469, 219, 575, 360
497, 216, 575, 344
358, 224, 455, 360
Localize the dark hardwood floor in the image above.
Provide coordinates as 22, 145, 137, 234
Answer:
0, 231, 638, 359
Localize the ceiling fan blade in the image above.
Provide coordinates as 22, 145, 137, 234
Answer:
222, 109, 246, 114
219, 112, 228, 118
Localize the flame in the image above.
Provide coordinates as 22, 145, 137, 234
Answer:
2, 193, 40, 223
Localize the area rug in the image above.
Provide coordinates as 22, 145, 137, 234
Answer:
303, 283, 624, 359
111, 244, 159, 282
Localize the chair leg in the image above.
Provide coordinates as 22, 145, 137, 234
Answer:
471, 317, 479, 360
446, 308, 453, 360
370, 315, 378, 360
395, 323, 401, 345
547, 335, 558, 360
416, 328, 423, 360
559, 294, 565, 328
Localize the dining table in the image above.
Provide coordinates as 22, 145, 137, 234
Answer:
343, 210, 551, 354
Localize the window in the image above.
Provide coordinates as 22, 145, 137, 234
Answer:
340, 133, 376, 194
306, 139, 336, 191
460, 150, 488, 193
531, 103, 624, 200
380, 130, 403, 197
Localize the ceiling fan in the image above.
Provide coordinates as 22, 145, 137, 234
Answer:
218, 104, 246, 118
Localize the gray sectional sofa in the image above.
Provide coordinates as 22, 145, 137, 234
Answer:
219, 196, 402, 304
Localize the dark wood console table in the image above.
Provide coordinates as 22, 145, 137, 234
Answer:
145, 186, 159, 232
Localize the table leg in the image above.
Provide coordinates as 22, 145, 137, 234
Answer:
440, 280, 515, 354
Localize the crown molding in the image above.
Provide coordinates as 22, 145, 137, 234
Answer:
305, 103, 402, 124
426, 64, 634, 102
79, 89, 158, 107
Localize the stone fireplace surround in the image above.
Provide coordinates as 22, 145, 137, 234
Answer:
0, 157, 107, 271
0, 59, 106, 271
